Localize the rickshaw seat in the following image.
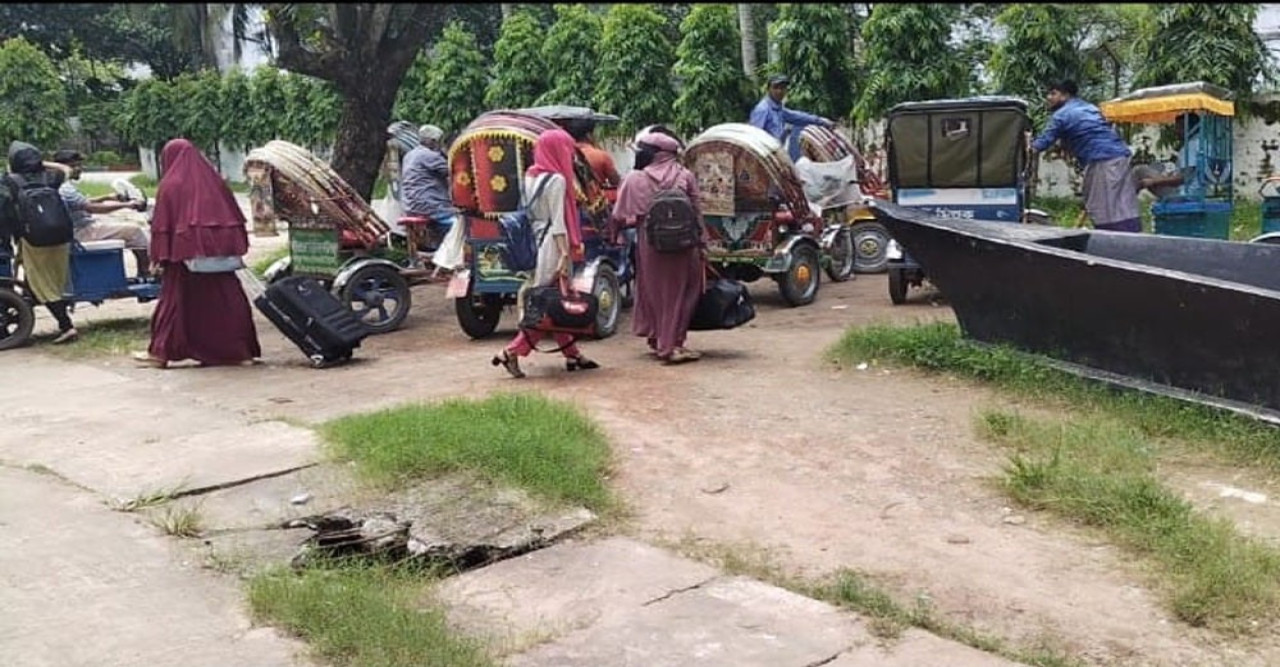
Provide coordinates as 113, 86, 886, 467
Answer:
339, 229, 367, 250
78, 240, 127, 252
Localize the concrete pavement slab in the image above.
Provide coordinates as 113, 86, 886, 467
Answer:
435, 537, 721, 646
0, 466, 307, 667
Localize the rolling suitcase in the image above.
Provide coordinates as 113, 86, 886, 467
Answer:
253, 275, 368, 367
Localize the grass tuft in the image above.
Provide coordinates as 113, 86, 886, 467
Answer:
828, 322, 1280, 471
248, 564, 492, 667
981, 410, 1280, 633
322, 393, 616, 513
251, 246, 290, 278
150, 504, 204, 538
43, 316, 151, 359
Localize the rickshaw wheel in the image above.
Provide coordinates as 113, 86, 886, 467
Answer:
779, 244, 821, 307
888, 268, 908, 305
825, 227, 855, 283
591, 264, 621, 339
455, 294, 503, 339
850, 221, 891, 274
0, 288, 35, 351
340, 264, 411, 334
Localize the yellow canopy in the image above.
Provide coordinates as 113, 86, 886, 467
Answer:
1100, 93, 1235, 124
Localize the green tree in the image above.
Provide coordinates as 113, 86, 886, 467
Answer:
989, 4, 1084, 126
421, 22, 488, 137
175, 68, 226, 155
767, 3, 858, 121
393, 49, 432, 124
280, 71, 313, 147
1135, 4, 1275, 114
672, 4, 753, 136
264, 4, 441, 200
306, 77, 342, 150
536, 4, 603, 106
853, 4, 971, 126
484, 8, 546, 109
117, 77, 180, 157
219, 66, 255, 151
0, 37, 69, 150
594, 4, 677, 135
248, 65, 287, 147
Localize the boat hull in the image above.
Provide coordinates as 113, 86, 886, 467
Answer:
872, 201, 1280, 416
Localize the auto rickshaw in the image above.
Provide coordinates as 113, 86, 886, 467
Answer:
448, 106, 632, 339
798, 125, 892, 274
682, 122, 838, 306
248, 140, 423, 335
882, 96, 1038, 305
1099, 81, 1235, 240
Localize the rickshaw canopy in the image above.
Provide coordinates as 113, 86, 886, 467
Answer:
886, 96, 1031, 190
684, 122, 811, 218
1100, 82, 1234, 124
516, 105, 620, 124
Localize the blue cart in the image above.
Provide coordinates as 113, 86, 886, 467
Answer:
1, 238, 160, 350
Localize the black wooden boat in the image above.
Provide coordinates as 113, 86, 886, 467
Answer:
871, 200, 1280, 422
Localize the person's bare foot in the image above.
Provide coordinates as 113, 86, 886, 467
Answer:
131, 351, 168, 369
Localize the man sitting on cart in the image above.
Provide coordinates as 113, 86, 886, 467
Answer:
400, 124, 457, 245
749, 74, 836, 162
1031, 80, 1141, 233
52, 150, 152, 278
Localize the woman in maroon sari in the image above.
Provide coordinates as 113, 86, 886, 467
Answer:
612, 131, 705, 364
133, 138, 260, 368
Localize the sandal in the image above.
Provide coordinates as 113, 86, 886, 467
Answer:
662, 348, 700, 365
566, 356, 600, 372
52, 328, 79, 345
491, 350, 525, 378
131, 351, 168, 369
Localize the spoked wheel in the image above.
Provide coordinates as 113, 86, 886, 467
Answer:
0, 288, 35, 351
339, 264, 411, 334
850, 221, 891, 274
591, 264, 621, 339
824, 227, 855, 282
778, 244, 821, 307
888, 268, 908, 305
455, 293, 504, 339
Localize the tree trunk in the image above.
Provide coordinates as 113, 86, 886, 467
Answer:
329, 87, 397, 203
738, 4, 757, 82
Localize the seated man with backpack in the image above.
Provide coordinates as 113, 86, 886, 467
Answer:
52, 150, 151, 280
609, 130, 706, 364
2, 141, 80, 343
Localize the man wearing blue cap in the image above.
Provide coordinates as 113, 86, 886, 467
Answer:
748, 74, 835, 161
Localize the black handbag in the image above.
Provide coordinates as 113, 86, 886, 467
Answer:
519, 276, 599, 338
689, 270, 756, 331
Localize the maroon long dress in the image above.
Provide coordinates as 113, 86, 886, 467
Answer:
148, 139, 260, 365
612, 150, 705, 357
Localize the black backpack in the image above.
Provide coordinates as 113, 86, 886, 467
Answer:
4, 172, 73, 247
643, 172, 700, 254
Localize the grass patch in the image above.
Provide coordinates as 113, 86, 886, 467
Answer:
251, 246, 290, 278
980, 410, 1280, 633
1033, 195, 1263, 240
828, 322, 1280, 471
150, 504, 204, 538
667, 536, 1081, 666
248, 564, 492, 667
74, 173, 247, 200
322, 393, 616, 514
43, 316, 151, 359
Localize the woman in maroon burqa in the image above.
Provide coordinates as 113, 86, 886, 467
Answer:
491, 128, 599, 379
611, 131, 705, 364
134, 138, 260, 368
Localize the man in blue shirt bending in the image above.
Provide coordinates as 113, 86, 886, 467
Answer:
1031, 80, 1141, 232
749, 74, 835, 162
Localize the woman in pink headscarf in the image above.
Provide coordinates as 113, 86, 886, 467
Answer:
612, 130, 705, 364
133, 138, 260, 368
491, 128, 599, 378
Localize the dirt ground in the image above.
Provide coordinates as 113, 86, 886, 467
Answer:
49, 240, 1280, 666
